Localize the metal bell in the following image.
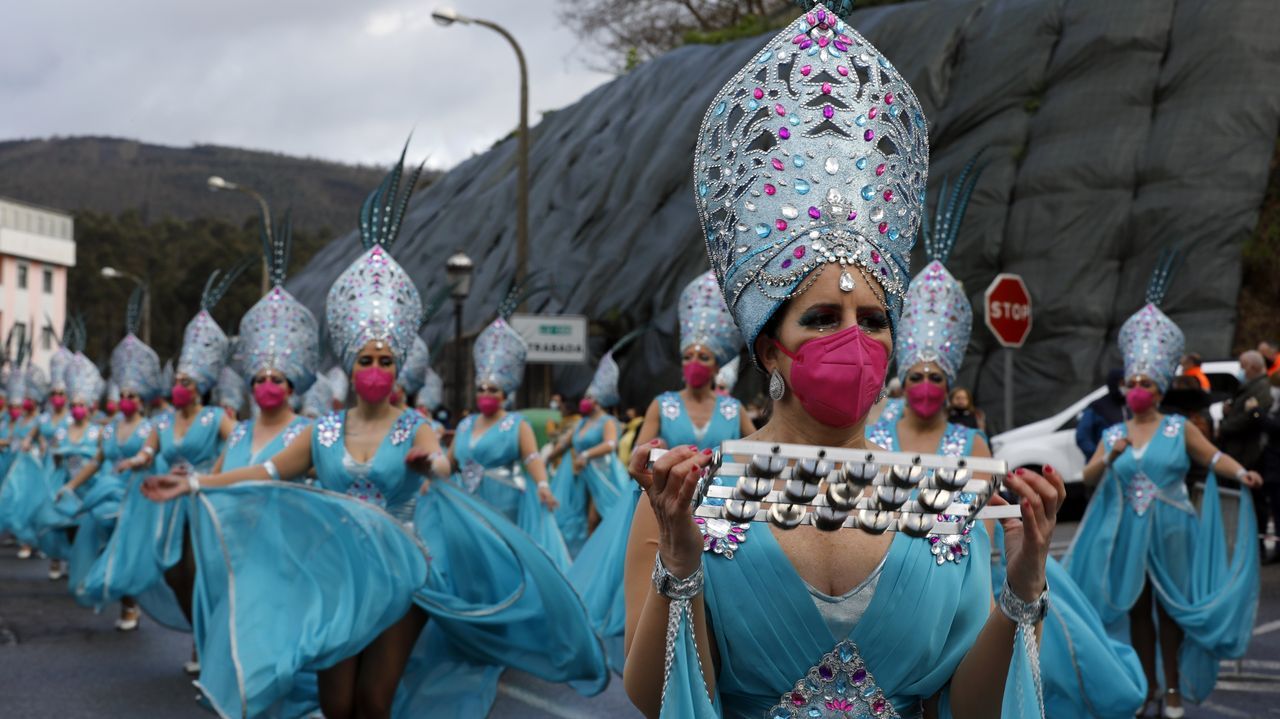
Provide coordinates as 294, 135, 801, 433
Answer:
898, 512, 935, 537
725, 499, 760, 523
917, 488, 953, 513
933, 466, 970, 491
747, 453, 787, 479
768, 502, 806, 529
858, 508, 893, 534
794, 457, 831, 483
784, 479, 820, 503
736, 475, 773, 500
826, 481, 858, 511
813, 505, 848, 532
875, 485, 911, 510
840, 461, 878, 487
889, 464, 924, 489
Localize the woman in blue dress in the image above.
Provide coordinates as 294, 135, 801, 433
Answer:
866, 180, 1147, 718
1066, 258, 1262, 718
143, 153, 607, 719
623, 6, 1064, 717
570, 271, 750, 673
0, 347, 46, 561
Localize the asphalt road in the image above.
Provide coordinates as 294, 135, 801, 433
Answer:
1, 527, 1278, 718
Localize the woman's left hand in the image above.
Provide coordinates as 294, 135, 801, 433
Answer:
140, 473, 191, 502
537, 484, 559, 511
1242, 470, 1264, 489
991, 466, 1065, 602
572, 454, 587, 473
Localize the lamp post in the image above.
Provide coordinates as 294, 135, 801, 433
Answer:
207, 175, 272, 294
101, 266, 150, 345
445, 252, 474, 414
432, 8, 529, 304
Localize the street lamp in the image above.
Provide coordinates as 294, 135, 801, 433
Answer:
432, 8, 530, 306
445, 252, 474, 414
207, 175, 272, 294
101, 266, 150, 345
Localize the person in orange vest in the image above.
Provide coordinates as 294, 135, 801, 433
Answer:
1180, 353, 1211, 391
1259, 340, 1280, 376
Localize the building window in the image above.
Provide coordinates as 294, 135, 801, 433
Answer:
41, 326, 54, 350
42, 268, 53, 293
17, 263, 27, 289
12, 321, 26, 347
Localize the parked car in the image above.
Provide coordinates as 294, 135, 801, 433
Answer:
989, 361, 1240, 517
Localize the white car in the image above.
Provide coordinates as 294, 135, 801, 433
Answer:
989, 361, 1240, 514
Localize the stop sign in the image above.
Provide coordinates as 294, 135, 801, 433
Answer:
984, 274, 1032, 348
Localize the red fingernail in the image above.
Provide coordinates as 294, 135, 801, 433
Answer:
702, 448, 712, 455
688, 445, 698, 451
1043, 465, 1054, 474
1016, 468, 1026, 476
650, 439, 660, 445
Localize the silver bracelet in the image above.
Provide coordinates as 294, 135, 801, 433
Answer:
536, 480, 550, 491
523, 451, 541, 465
998, 578, 1048, 625
604, 439, 617, 450
263, 459, 281, 482
1235, 467, 1248, 482
187, 472, 201, 495
651, 552, 704, 600
1209, 451, 1223, 472
142, 446, 155, 457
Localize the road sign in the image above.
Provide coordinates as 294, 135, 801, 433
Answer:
508, 314, 588, 364
984, 274, 1033, 348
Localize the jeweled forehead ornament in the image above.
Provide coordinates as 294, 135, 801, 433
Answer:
695, 2, 928, 363
1118, 250, 1184, 394
177, 257, 254, 394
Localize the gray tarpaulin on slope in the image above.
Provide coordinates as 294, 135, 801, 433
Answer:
288, 0, 1280, 429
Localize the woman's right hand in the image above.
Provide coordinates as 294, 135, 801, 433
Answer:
628, 439, 711, 579
140, 473, 190, 502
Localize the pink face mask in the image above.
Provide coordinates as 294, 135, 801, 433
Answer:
772, 324, 888, 428
578, 398, 595, 415
71, 406, 89, 422
477, 395, 502, 417
1126, 387, 1156, 415
906, 382, 947, 418
254, 381, 288, 411
51, 395, 67, 410
105, 401, 118, 415
683, 361, 713, 389
9, 407, 22, 420
353, 367, 395, 404
23, 398, 35, 412
171, 384, 195, 408
119, 398, 139, 416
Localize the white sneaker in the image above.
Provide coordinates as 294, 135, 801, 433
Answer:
16, 545, 32, 559
184, 660, 201, 676
48, 561, 65, 581
1162, 689, 1185, 719
116, 608, 141, 632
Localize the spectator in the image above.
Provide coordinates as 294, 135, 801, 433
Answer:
1179, 353, 1211, 391
947, 387, 986, 433
617, 405, 646, 464
1163, 376, 1213, 490
1219, 350, 1274, 470
1260, 340, 1280, 376
1259, 372, 1280, 562
1075, 368, 1126, 460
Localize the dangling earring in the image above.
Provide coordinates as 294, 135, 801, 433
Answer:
875, 385, 888, 404
769, 369, 786, 401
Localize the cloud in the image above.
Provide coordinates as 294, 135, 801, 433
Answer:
0, 0, 611, 169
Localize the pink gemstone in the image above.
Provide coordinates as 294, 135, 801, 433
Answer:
778, 127, 791, 139
871, 250, 881, 262
822, 82, 832, 94
792, 34, 807, 45
885, 92, 895, 105
883, 190, 894, 202
772, 158, 785, 171
834, 41, 849, 52
878, 222, 888, 234
801, 40, 813, 50
816, 9, 826, 23
764, 183, 776, 196
876, 163, 886, 176
838, 35, 852, 45
823, 105, 834, 119
753, 87, 764, 100
794, 246, 806, 259
817, 36, 829, 48
864, 129, 875, 141
775, 103, 786, 116
792, 691, 806, 706
800, 65, 812, 76
808, 206, 821, 219
868, 107, 878, 119
838, 65, 849, 76
806, 12, 817, 26
874, 698, 887, 713
776, 219, 788, 231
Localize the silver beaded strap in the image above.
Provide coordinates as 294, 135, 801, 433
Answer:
653, 553, 707, 708
998, 579, 1048, 716
263, 459, 281, 482
187, 472, 201, 495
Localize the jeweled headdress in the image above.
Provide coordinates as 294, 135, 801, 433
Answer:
47, 315, 80, 393
1119, 252, 1184, 393
474, 318, 527, 397
679, 271, 742, 367
110, 285, 164, 401
587, 327, 646, 408
417, 367, 444, 411
325, 142, 425, 372
178, 259, 251, 394
20, 338, 49, 404
716, 356, 742, 392
895, 154, 984, 384
398, 337, 430, 396
695, 2, 928, 363
233, 212, 320, 393
66, 352, 105, 405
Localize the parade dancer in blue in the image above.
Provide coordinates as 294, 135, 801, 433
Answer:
623, 5, 1063, 717
867, 163, 1147, 718
143, 147, 607, 719
1066, 255, 1262, 717
0, 341, 47, 561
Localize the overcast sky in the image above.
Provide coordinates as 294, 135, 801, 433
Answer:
1, 0, 612, 169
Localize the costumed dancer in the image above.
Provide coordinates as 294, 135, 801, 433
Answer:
142, 146, 607, 718
1065, 253, 1262, 717
0, 340, 48, 560
414, 365, 447, 434
624, 4, 1062, 717
866, 157, 1146, 718
451, 296, 568, 565
571, 273, 750, 675
714, 356, 741, 396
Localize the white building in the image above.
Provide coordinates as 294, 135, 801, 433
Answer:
0, 196, 76, 373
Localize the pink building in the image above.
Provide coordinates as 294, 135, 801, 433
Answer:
0, 196, 76, 374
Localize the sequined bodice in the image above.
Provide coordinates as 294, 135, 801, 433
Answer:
1103, 415, 1191, 516
312, 410, 422, 512
656, 391, 742, 450
102, 417, 152, 462
156, 407, 224, 473
571, 415, 616, 454
52, 423, 102, 474
222, 417, 311, 472
454, 413, 525, 469
39, 412, 71, 441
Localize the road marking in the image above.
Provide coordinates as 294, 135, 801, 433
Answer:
1215, 680, 1280, 693
1199, 700, 1256, 717
1253, 619, 1280, 636
497, 683, 598, 719
1221, 658, 1280, 671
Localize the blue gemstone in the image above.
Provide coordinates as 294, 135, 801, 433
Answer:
888, 227, 900, 240
759, 51, 773, 63
748, 99, 760, 111
878, 56, 890, 68
698, 182, 708, 197
838, 644, 855, 662
715, 101, 727, 116
770, 709, 789, 719
863, 684, 877, 698
793, 156, 806, 168
794, 179, 810, 195
861, 185, 875, 201
856, 158, 867, 170
855, 115, 867, 127
808, 709, 822, 718
755, 224, 772, 239
790, 115, 801, 126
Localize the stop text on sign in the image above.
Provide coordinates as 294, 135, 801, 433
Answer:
987, 301, 1030, 322
983, 273, 1032, 348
